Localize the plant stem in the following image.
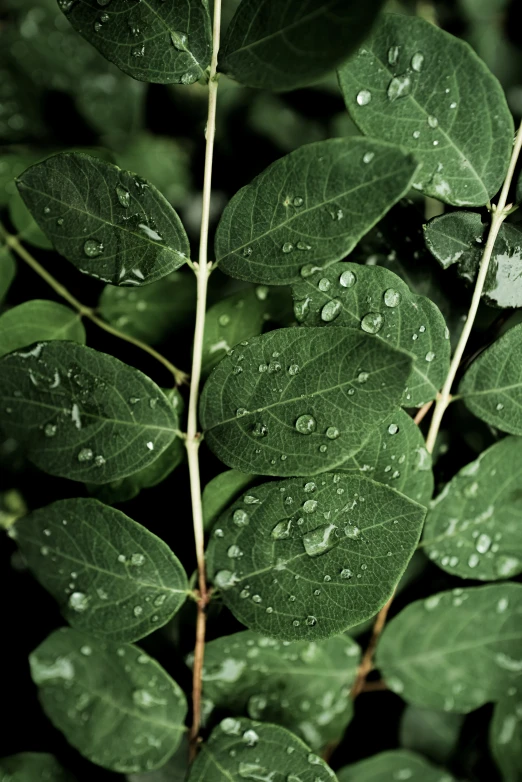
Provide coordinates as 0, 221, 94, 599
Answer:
186, 0, 222, 760
350, 593, 394, 699
425, 120, 522, 454
0, 225, 188, 385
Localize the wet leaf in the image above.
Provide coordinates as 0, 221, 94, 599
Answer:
338, 750, 456, 782
0, 753, 77, 782
220, 0, 385, 91
60, 0, 211, 85
338, 410, 433, 506
187, 717, 336, 781
377, 583, 522, 712
490, 692, 522, 782
0, 341, 179, 483
12, 497, 189, 642
292, 261, 450, 406
422, 437, 522, 581
424, 211, 522, 308
400, 706, 464, 765
459, 324, 522, 434
0, 301, 85, 359
17, 152, 190, 286
338, 14, 513, 205
215, 138, 419, 284
127, 738, 189, 782
195, 630, 360, 750
99, 271, 196, 345
200, 327, 412, 477
206, 473, 425, 641
30, 628, 187, 773
202, 470, 255, 531
8, 192, 52, 249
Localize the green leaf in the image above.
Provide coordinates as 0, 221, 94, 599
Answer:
206, 473, 425, 641
422, 437, 522, 581
0, 150, 42, 206
377, 583, 522, 712
12, 497, 189, 642
220, 0, 385, 92
338, 13, 514, 206
200, 327, 413, 477
292, 261, 450, 406
424, 211, 522, 309
99, 271, 196, 345
0, 341, 178, 483
400, 706, 464, 765
215, 138, 419, 285
0, 244, 16, 303
338, 750, 456, 782
490, 693, 522, 782
0, 301, 85, 360
8, 192, 53, 249
127, 738, 189, 782
338, 410, 433, 506
59, 0, 211, 85
187, 718, 336, 781
30, 627, 187, 773
17, 152, 190, 286
202, 289, 267, 376
202, 470, 255, 531
195, 630, 360, 750
459, 324, 522, 435
0, 753, 77, 782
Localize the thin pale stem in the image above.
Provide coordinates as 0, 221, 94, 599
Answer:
350, 592, 395, 699
186, 0, 222, 760
0, 226, 188, 385
425, 120, 522, 454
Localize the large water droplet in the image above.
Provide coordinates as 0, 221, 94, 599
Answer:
361, 312, 384, 334
387, 74, 411, 101
339, 270, 356, 288
411, 52, 424, 72
233, 509, 249, 527
170, 30, 188, 50
303, 523, 338, 557
318, 277, 331, 292
321, 299, 342, 322
214, 570, 239, 590
356, 89, 372, 106
295, 414, 316, 435
69, 592, 89, 612
83, 239, 103, 258
272, 519, 293, 540
384, 288, 401, 307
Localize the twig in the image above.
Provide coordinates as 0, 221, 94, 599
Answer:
350, 593, 395, 699
425, 120, 522, 453
186, 0, 222, 760
413, 400, 433, 426
0, 225, 188, 386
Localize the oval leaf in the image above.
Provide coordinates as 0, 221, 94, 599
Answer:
188, 718, 336, 782
490, 694, 522, 782
0, 341, 179, 483
338, 14, 513, 206
338, 750, 456, 782
422, 437, 522, 581
338, 410, 433, 506
399, 706, 463, 765
200, 327, 413, 477
30, 628, 187, 773
293, 261, 450, 406
220, 0, 385, 92
195, 630, 360, 750
59, 0, 211, 85
424, 211, 522, 309
0, 753, 77, 782
207, 474, 426, 641
17, 153, 190, 286
11, 497, 189, 642
215, 138, 419, 284
377, 583, 522, 712
8, 191, 53, 249
459, 324, 522, 435
0, 300, 85, 359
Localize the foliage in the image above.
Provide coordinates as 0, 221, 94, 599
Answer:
1, 1, 522, 781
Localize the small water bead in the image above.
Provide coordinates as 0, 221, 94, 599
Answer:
411, 51, 424, 72
433, 140, 439, 146
83, 239, 104, 258
297, 241, 312, 251
56, 218, 64, 226
244, 495, 260, 505
303, 500, 318, 513
319, 444, 328, 453
69, 592, 89, 612
321, 299, 342, 322
304, 481, 316, 493
427, 115, 439, 128
233, 509, 249, 527
425, 351, 436, 362
116, 185, 130, 207
340, 568, 353, 579
339, 269, 356, 288
356, 89, 372, 106
388, 423, 399, 435
282, 242, 294, 253
326, 426, 340, 439
476, 533, 492, 554
468, 553, 480, 568
344, 524, 361, 540
219, 314, 230, 326
361, 312, 384, 334
252, 422, 269, 437
496, 402, 505, 411
306, 615, 317, 626
44, 423, 57, 437
236, 407, 248, 418
214, 570, 239, 590
363, 151, 375, 164
272, 519, 293, 540
78, 448, 93, 462
133, 606, 143, 617
293, 620, 300, 627
295, 414, 316, 435
384, 288, 401, 307
227, 545, 243, 559
318, 277, 331, 292
412, 130, 420, 139
450, 101, 457, 109
387, 74, 411, 101
288, 364, 299, 375
44, 206, 51, 214
357, 372, 369, 384
252, 594, 262, 603
293, 196, 304, 207
388, 45, 400, 65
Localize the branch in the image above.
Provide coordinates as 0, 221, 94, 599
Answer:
0, 226, 188, 386
186, 0, 222, 760
425, 120, 522, 453
350, 593, 395, 699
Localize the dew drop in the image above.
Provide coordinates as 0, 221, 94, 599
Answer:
361, 312, 384, 334
425, 351, 436, 362
44, 423, 57, 437
340, 568, 352, 579
288, 364, 300, 375
363, 151, 375, 164
295, 414, 316, 435
303, 523, 338, 557
282, 242, 294, 253
427, 115, 439, 128
69, 592, 89, 612
116, 185, 130, 208
321, 299, 342, 322
388, 45, 400, 65
344, 524, 361, 540
252, 422, 269, 437
384, 288, 401, 307
305, 615, 317, 626
411, 52, 424, 72
388, 423, 399, 435
296, 241, 311, 251
339, 269, 356, 288
326, 426, 340, 440
272, 519, 293, 540
387, 74, 411, 101
83, 239, 103, 258
356, 89, 372, 106
233, 509, 249, 527
77, 448, 93, 462
318, 277, 331, 292
214, 570, 239, 590
293, 196, 304, 207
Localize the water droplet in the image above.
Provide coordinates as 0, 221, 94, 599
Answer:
219, 314, 230, 326
77, 448, 93, 462
69, 592, 89, 612
306, 615, 317, 626
384, 288, 401, 307
339, 269, 356, 288
170, 30, 188, 50
252, 422, 269, 437
412, 130, 421, 139
293, 619, 300, 627
297, 241, 311, 251
388, 45, 400, 65
356, 89, 372, 106
361, 312, 383, 334
233, 509, 249, 527
44, 423, 57, 437
236, 407, 248, 417
282, 242, 294, 253
288, 364, 300, 375
476, 533, 491, 554
450, 101, 457, 109
293, 196, 304, 207
83, 239, 103, 258
319, 444, 328, 452
357, 372, 369, 384
344, 524, 361, 540
496, 402, 504, 411
387, 74, 411, 101
295, 414, 316, 435
214, 570, 239, 590
56, 218, 64, 226
318, 277, 331, 292
132, 44, 145, 58
131, 553, 145, 566
427, 115, 438, 128
388, 423, 399, 435
221, 717, 242, 735
425, 351, 436, 362
340, 568, 352, 579
321, 299, 342, 322
227, 545, 243, 559
411, 52, 424, 72
468, 553, 479, 568
116, 185, 130, 207
44, 206, 51, 214
242, 729, 259, 747
243, 246, 253, 257
303, 523, 338, 557
326, 426, 340, 439
244, 495, 260, 505
133, 606, 143, 617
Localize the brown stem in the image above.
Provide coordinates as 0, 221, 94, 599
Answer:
189, 588, 211, 760
413, 400, 433, 426
350, 593, 395, 699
